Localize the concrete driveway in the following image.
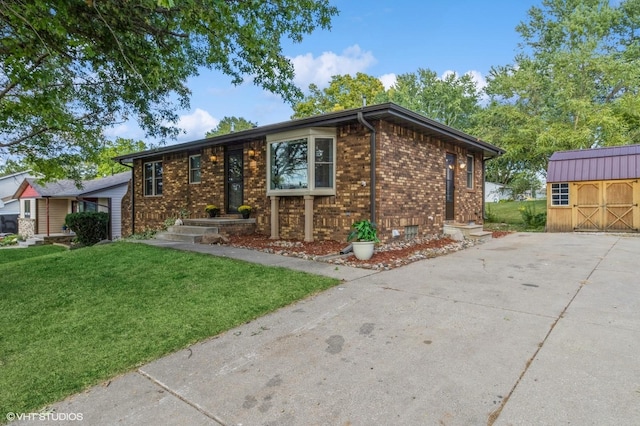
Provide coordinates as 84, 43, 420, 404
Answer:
19, 233, 640, 425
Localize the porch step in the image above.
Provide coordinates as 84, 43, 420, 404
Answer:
155, 225, 219, 244
443, 223, 491, 242
469, 230, 493, 242
18, 237, 44, 247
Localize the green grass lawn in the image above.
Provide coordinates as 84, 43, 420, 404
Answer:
0, 244, 67, 265
0, 242, 339, 417
484, 199, 548, 231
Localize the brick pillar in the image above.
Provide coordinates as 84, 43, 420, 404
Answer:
270, 196, 279, 239
304, 195, 314, 242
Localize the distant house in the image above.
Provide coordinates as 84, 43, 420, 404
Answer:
546, 145, 640, 232
114, 103, 504, 242
0, 171, 32, 233
485, 182, 510, 203
13, 173, 130, 239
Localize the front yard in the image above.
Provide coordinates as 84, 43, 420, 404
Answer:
0, 243, 339, 418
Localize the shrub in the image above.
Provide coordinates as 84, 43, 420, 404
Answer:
0, 234, 18, 246
519, 204, 546, 228
65, 212, 109, 245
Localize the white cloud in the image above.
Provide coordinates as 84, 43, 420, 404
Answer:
103, 122, 146, 141
176, 108, 219, 141
464, 70, 487, 91
378, 73, 397, 90
441, 69, 487, 91
290, 44, 377, 89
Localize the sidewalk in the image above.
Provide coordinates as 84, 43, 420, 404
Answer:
138, 238, 377, 282
16, 233, 640, 425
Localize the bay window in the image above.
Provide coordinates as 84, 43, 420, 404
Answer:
267, 128, 336, 195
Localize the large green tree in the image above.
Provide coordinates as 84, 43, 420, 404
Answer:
476, 0, 640, 182
93, 138, 149, 178
0, 0, 337, 181
291, 73, 385, 118
384, 68, 481, 131
206, 116, 257, 137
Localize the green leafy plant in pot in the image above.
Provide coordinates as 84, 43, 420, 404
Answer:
347, 219, 379, 260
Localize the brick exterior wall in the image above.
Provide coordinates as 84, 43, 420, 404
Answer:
124, 120, 484, 242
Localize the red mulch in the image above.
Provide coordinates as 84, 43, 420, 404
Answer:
228, 234, 462, 268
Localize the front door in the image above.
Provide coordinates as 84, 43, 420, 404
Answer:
226, 149, 243, 213
445, 153, 455, 221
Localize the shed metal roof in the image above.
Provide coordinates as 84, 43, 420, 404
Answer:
547, 144, 640, 183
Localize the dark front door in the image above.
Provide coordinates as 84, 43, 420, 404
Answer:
226, 149, 243, 213
445, 153, 455, 221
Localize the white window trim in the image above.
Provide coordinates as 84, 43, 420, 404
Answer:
551, 182, 569, 206
466, 154, 474, 189
189, 154, 201, 184
266, 127, 337, 196
23, 198, 33, 219
144, 161, 163, 197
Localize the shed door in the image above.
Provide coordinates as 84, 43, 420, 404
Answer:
604, 181, 635, 231
574, 180, 637, 232
575, 183, 601, 230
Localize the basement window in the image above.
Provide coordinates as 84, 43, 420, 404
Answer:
405, 225, 418, 240
551, 183, 569, 206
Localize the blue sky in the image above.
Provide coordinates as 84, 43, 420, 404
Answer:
107, 0, 540, 144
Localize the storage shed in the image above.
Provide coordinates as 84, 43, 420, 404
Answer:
546, 145, 640, 232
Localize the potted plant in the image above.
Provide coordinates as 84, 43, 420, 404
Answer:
347, 219, 380, 260
238, 204, 252, 219
205, 204, 220, 218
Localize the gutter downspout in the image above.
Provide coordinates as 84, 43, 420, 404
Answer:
119, 160, 135, 236
357, 111, 376, 223
482, 157, 487, 221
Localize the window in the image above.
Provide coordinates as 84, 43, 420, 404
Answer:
73, 199, 98, 212
189, 155, 201, 184
404, 225, 418, 240
551, 183, 569, 206
144, 161, 163, 196
267, 128, 336, 195
24, 199, 31, 218
466, 155, 474, 189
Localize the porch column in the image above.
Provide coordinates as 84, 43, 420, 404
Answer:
270, 196, 280, 239
304, 195, 314, 242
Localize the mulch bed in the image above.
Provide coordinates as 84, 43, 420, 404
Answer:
226, 232, 505, 271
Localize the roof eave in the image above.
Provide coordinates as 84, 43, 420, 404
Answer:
113, 103, 504, 162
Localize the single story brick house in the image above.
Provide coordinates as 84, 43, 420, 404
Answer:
13, 172, 130, 239
114, 103, 503, 242
546, 144, 640, 232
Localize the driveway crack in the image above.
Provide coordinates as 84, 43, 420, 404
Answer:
487, 237, 619, 425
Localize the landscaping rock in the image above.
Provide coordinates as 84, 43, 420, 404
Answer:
201, 233, 230, 245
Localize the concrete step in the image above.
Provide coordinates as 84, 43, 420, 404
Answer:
469, 231, 493, 242
18, 239, 44, 247
155, 232, 205, 243
166, 225, 219, 235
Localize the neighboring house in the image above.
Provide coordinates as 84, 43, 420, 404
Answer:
114, 103, 504, 242
485, 182, 510, 203
0, 171, 32, 234
13, 172, 130, 239
546, 144, 640, 232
